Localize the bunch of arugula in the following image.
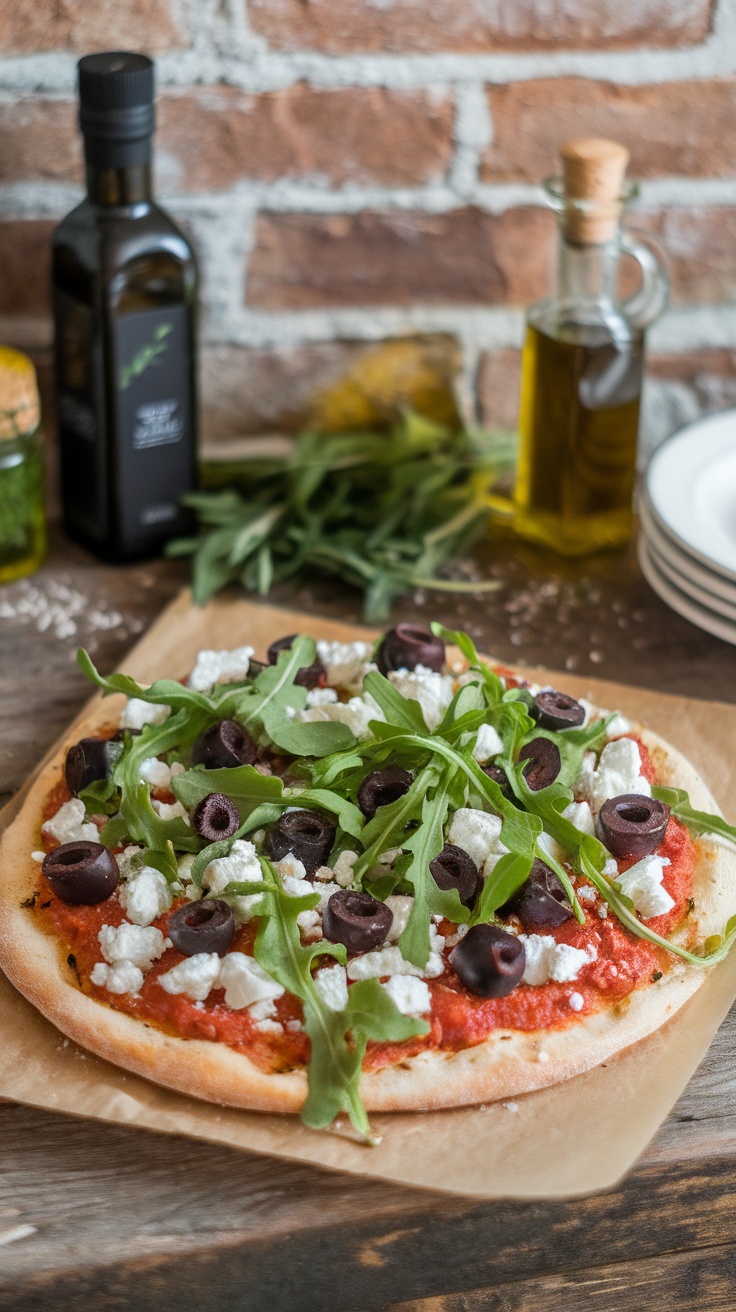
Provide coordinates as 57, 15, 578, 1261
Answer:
77, 624, 736, 1141
167, 411, 514, 620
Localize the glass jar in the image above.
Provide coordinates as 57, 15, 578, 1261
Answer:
0, 347, 46, 583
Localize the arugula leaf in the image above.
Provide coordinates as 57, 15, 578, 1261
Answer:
78, 776, 120, 817
354, 768, 435, 879
653, 787, 736, 847
172, 765, 284, 822
399, 769, 470, 969
526, 717, 613, 790
283, 787, 364, 841
77, 649, 216, 714
472, 852, 534, 924
361, 670, 429, 734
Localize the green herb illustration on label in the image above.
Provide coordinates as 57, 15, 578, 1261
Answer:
118, 324, 173, 391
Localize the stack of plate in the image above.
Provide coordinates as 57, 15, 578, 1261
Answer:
639, 409, 736, 646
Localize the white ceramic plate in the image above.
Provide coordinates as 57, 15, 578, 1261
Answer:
638, 537, 736, 646
645, 532, 736, 622
646, 409, 736, 581
639, 497, 736, 606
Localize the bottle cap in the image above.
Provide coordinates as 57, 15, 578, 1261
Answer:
560, 137, 630, 244
77, 52, 154, 169
0, 347, 40, 441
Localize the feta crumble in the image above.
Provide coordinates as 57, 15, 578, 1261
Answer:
188, 645, 253, 692
385, 894, 414, 943
139, 756, 172, 791
387, 665, 454, 731
217, 952, 284, 1010
115, 845, 144, 880
316, 639, 373, 688
333, 850, 359, 888
519, 935, 597, 986
91, 960, 143, 995
119, 866, 173, 927
42, 798, 98, 845
472, 722, 504, 763
448, 808, 503, 869
381, 974, 431, 1016
151, 799, 190, 825
305, 687, 338, 708
119, 697, 170, 731
569, 992, 584, 1012
578, 738, 651, 812
562, 800, 596, 838
615, 854, 674, 919
98, 922, 168, 971
313, 963, 349, 1012
159, 952, 222, 1001
347, 925, 445, 981
204, 839, 262, 896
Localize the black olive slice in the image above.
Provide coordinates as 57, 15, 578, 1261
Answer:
481, 762, 517, 804
263, 809, 336, 874
322, 890, 393, 953
518, 737, 561, 791
376, 623, 445, 675
192, 792, 240, 843
192, 720, 257, 770
168, 899, 235, 957
65, 736, 123, 796
42, 841, 119, 905
430, 843, 481, 909
597, 793, 670, 860
267, 635, 327, 689
356, 766, 413, 820
449, 924, 525, 998
532, 690, 586, 731
499, 857, 573, 930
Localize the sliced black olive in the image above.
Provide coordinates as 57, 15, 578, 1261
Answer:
267, 635, 326, 689
322, 890, 393, 953
481, 762, 516, 804
376, 623, 445, 675
430, 843, 481, 909
449, 924, 525, 998
192, 719, 257, 770
532, 690, 586, 731
499, 857, 573, 930
357, 766, 413, 820
42, 841, 119, 905
263, 809, 336, 874
597, 793, 670, 860
168, 899, 235, 957
65, 736, 123, 796
518, 737, 561, 791
192, 792, 240, 843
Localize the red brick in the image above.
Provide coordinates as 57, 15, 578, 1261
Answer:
200, 336, 460, 440
0, 222, 54, 317
483, 78, 736, 183
637, 208, 736, 303
649, 350, 736, 379
157, 85, 453, 191
0, 101, 80, 185
0, 0, 186, 54
476, 349, 523, 431
248, 0, 713, 54
247, 208, 556, 310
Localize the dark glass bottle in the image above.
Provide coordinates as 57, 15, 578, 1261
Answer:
53, 51, 198, 562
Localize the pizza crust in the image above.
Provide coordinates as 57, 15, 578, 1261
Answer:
0, 694, 734, 1115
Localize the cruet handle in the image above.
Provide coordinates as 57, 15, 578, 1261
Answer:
618, 232, 670, 330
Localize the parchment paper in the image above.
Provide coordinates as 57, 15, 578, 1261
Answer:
2, 592, 736, 1199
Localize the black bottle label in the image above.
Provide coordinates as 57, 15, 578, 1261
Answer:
55, 292, 195, 557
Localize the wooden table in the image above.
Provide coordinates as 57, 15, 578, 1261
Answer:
2, 525, 736, 1311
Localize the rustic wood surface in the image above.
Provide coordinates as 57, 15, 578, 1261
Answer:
1, 523, 736, 1311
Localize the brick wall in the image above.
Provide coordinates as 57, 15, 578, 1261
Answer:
2, 0, 736, 457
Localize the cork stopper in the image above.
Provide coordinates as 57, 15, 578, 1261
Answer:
0, 346, 40, 440
560, 137, 630, 244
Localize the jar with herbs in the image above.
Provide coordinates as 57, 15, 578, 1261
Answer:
0, 347, 46, 583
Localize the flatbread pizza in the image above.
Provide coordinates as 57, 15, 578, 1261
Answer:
1, 622, 735, 1140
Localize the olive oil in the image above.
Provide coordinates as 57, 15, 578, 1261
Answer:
515, 319, 643, 554
52, 53, 197, 562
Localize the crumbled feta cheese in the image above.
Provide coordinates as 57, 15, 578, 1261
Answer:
519, 934, 597, 986
286, 1018, 304, 1033
538, 831, 567, 867
576, 884, 597, 906
217, 952, 284, 1010
299, 693, 385, 741
159, 952, 221, 1001
313, 882, 340, 914
569, 991, 584, 1012
382, 974, 431, 1016
562, 800, 596, 838
597, 905, 609, 919
603, 857, 619, 878
276, 853, 313, 900
388, 665, 454, 731
297, 908, 321, 934
503, 1101, 519, 1113
316, 639, 373, 688
31, 850, 45, 863
537, 1050, 550, 1063
385, 894, 414, 943
42, 798, 98, 845
249, 997, 277, 1021
445, 923, 470, 948
448, 808, 503, 869
204, 839, 262, 896
139, 757, 172, 791
188, 645, 253, 692
347, 925, 445, 981
481, 850, 509, 880
254, 1018, 284, 1034
305, 687, 338, 708
170, 761, 185, 779
91, 960, 144, 995
119, 697, 170, 731
606, 712, 634, 739
578, 698, 595, 726
333, 850, 359, 888
115, 845, 144, 880
314, 963, 349, 1011
119, 866, 173, 926
177, 853, 196, 883
98, 922, 168, 971
152, 799, 190, 825
472, 722, 504, 763
579, 738, 651, 811
377, 847, 401, 866
313, 864, 334, 882
615, 854, 675, 919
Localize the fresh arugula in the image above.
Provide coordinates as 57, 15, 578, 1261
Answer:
653, 787, 736, 848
